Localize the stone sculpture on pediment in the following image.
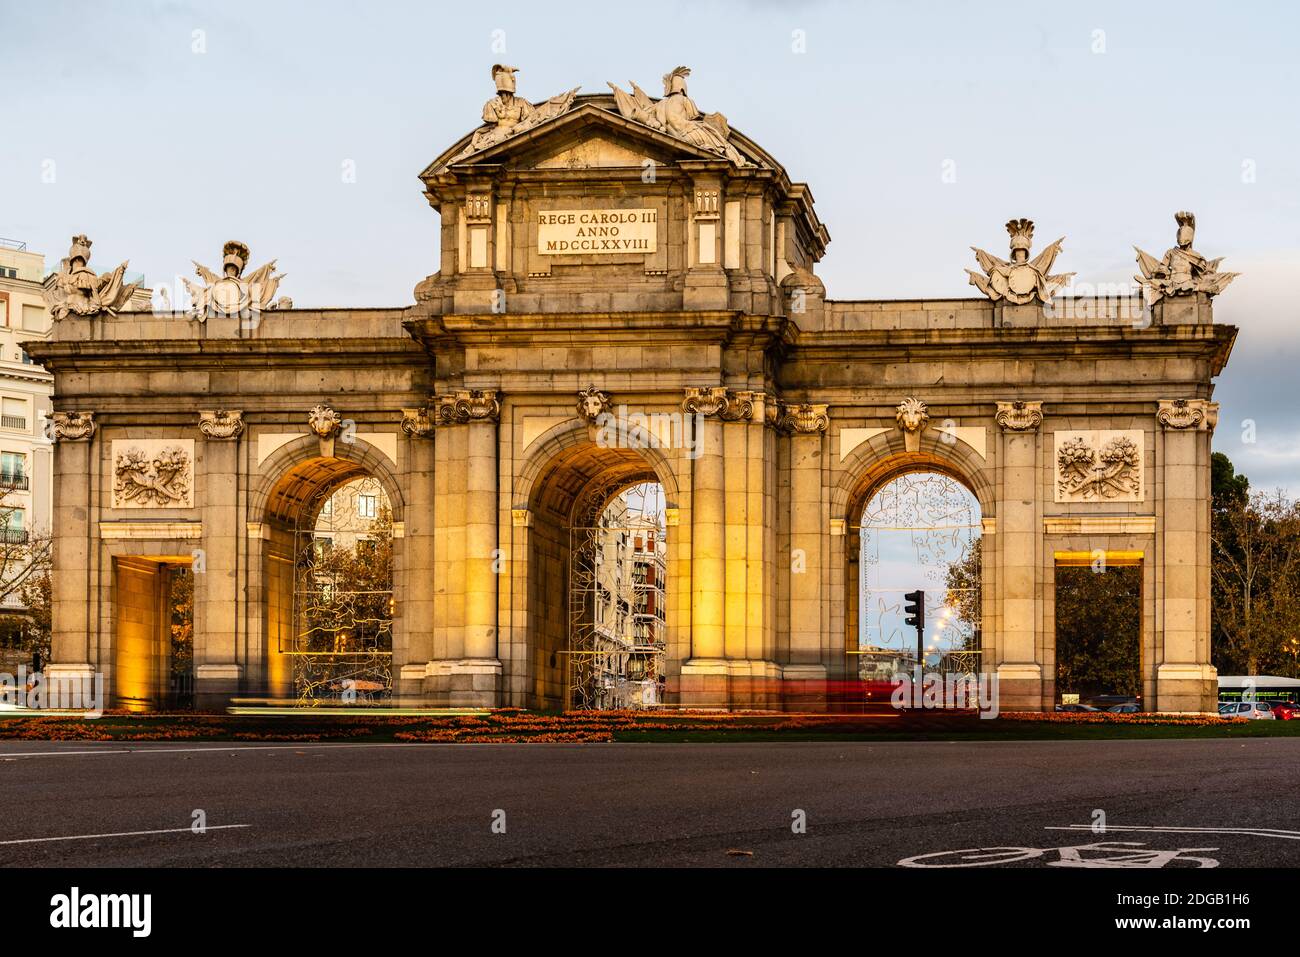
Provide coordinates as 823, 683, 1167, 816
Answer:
446, 64, 579, 165
608, 66, 749, 167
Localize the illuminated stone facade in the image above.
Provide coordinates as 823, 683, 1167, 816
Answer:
29, 72, 1236, 713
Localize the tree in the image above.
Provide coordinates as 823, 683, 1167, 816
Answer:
1211, 485, 1300, 676
0, 480, 52, 671
944, 538, 981, 650
1055, 564, 1143, 698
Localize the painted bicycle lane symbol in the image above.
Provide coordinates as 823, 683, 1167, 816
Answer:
898, 841, 1219, 869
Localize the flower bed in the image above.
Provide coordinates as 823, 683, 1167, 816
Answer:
0, 706, 1253, 743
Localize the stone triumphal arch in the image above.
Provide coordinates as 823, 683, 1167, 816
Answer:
33, 65, 1236, 712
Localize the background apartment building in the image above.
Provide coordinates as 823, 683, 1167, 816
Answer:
0, 238, 54, 664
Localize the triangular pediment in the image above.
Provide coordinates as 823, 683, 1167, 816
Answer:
422, 101, 748, 179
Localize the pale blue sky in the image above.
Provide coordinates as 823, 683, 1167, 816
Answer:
1, 0, 1296, 492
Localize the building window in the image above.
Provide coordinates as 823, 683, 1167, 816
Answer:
358, 494, 377, 519
0, 398, 26, 432
21, 304, 45, 332
0, 267, 16, 279
1, 507, 25, 543
0, 452, 26, 488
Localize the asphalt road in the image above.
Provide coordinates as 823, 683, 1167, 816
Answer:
1, 738, 1297, 867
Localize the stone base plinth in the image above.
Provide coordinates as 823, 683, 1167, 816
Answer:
422, 658, 502, 708
42, 663, 103, 712
1156, 663, 1219, 714
677, 659, 785, 710
781, 663, 830, 712
996, 663, 1045, 712
677, 658, 731, 709
194, 663, 242, 711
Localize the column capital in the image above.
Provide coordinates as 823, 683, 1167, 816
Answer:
197, 409, 245, 440
432, 389, 501, 425
52, 411, 96, 442
777, 402, 830, 434
1157, 398, 1218, 432
994, 400, 1044, 433
400, 407, 434, 437
682, 386, 754, 421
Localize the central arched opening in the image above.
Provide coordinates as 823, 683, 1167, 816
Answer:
525, 439, 672, 711
854, 470, 982, 699
262, 456, 396, 703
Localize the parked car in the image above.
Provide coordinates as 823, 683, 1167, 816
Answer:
1268, 700, 1299, 721
1107, 703, 1141, 714
1219, 700, 1275, 720
1085, 694, 1140, 710
1055, 703, 1099, 712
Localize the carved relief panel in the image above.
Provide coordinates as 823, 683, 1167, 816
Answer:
111, 439, 195, 509
1053, 430, 1144, 503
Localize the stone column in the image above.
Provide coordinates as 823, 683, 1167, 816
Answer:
679, 388, 727, 705
1155, 399, 1218, 712
994, 401, 1044, 710
781, 403, 830, 708
47, 412, 98, 703
194, 410, 244, 708
426, 391, 502, 706
397, 408, 437, 700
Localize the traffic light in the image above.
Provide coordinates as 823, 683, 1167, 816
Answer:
903, 590, 925, 633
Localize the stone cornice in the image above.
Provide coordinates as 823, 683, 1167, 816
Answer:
791, 323, 1237, 375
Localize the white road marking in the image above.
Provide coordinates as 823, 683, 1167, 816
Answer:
0, 824, 250, 846
1046, 824, 1300, 840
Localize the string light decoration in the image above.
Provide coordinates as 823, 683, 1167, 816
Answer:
290, 476, 394, 703
859, 472, 982, 677
566, 481, 667, 711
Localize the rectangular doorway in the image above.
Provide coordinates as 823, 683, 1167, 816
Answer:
112, 557, 193, 711
1053, 552, 1143, 711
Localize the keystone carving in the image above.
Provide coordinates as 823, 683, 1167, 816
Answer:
995, 400, 1044, 433
896, 397, 929, 452
308, 405, 343, 439
197, 410, 245, 440
577, 387, 612, 424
